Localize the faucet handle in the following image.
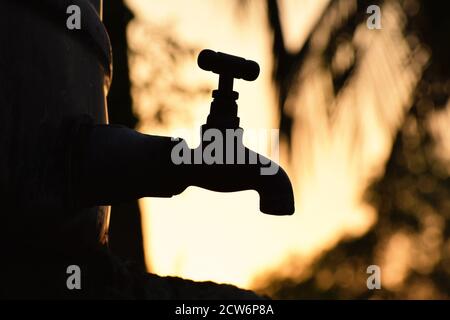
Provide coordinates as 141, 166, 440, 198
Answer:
198, 49, 259, 128
198, 49, 260, 90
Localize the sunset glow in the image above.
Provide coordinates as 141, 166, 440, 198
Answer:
125, 0, 427, 289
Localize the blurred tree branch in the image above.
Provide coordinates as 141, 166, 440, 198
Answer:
256, 0, 450, 299
127, 20, 210, 131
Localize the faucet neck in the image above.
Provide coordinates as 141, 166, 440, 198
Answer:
206, 90, 240, 129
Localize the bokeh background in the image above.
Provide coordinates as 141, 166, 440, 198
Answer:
103, 0, 450, 299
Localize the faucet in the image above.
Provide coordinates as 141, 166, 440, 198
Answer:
71, 50, 295, 216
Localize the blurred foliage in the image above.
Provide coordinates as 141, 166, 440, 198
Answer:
127, 19, 210, 130
256, 0, 450, 299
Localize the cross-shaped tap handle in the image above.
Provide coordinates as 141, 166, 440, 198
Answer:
198, 49, 260, 94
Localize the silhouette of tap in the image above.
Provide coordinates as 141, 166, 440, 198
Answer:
72, 50, 295, 215
185, 50, 295, 215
